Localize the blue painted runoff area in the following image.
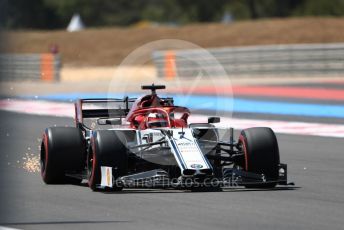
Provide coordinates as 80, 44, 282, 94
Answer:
23, 93, 344, 119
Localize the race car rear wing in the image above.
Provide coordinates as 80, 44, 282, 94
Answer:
74, 97, 137, 128
74, 96, 175, 130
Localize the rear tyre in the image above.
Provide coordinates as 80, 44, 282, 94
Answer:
40, 127, 85, 184
239, 127, 280, 188
88, 130, 128, 191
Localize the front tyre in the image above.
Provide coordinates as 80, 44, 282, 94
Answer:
239, 127, 280, 188
88, 130, 128, 191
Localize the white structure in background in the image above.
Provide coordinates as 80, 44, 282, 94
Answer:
222, 11, 233, 24
67, 13, 85, 32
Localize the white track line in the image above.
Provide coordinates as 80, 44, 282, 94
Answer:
0, 226, 22, 230
1, 99, 343, 138
0, 99, 73, 117
191, 115, 344, 138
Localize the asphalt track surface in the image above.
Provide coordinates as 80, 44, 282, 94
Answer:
0, 111, 343, 230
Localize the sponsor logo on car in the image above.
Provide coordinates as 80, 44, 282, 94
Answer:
190, 164, 203, 169
178, 142, 193, 146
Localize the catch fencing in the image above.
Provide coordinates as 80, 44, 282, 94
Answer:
152, 43, 344, 78
0, 53, 61, 81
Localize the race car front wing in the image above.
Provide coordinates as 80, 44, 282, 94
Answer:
97, 164, 293, 189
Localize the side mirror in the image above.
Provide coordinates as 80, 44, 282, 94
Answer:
208, 117, 220, 123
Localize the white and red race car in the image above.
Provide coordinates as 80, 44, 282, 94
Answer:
40, 84, 289, 191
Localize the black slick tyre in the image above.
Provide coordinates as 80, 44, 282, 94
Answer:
239, 127, 280, 188
40, 127, 85, 184
88, 130, 128, 191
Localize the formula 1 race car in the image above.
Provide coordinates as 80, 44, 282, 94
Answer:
40, 84, 289, 191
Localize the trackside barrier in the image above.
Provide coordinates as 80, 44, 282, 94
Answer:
152, 43, 344, 78
164, 51, 176, 80
0, 53, 61, 81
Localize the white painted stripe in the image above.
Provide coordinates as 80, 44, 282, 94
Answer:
0, 226, 22, 230
190, 115, 344, 138
0, 99, 73, 118
0, 99, 343, 138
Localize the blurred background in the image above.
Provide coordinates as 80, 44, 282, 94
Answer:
0, 0, 343, 91
1, 1, 344, 230
2, 0, 344, 29
1, 0, 344, 118
1, 0, 344, 66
